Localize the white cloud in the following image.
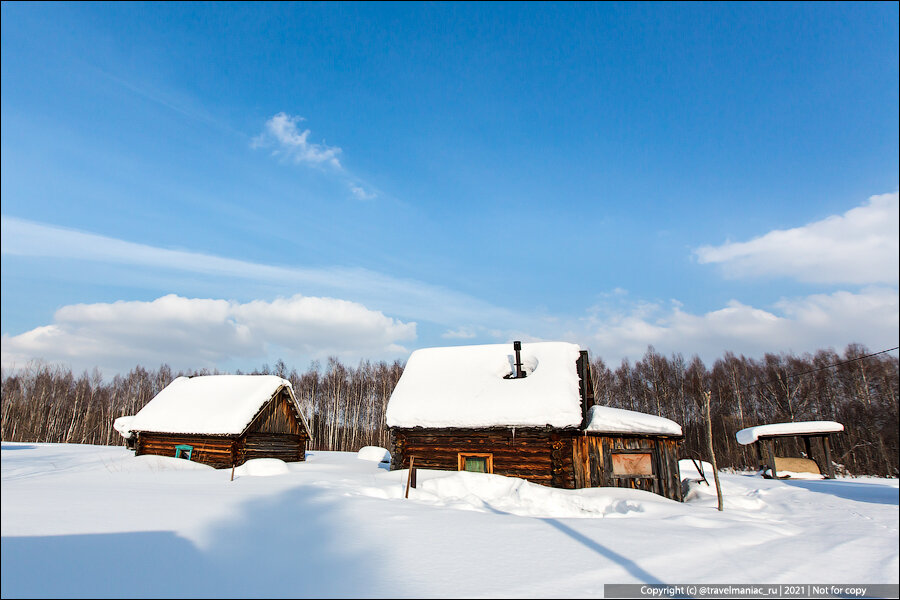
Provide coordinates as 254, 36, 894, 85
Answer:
252, 112, 342, 168
579, 287, 899, 365
1, 294, 416, 374
349, 184, 376, 200
694, 192, 899, 284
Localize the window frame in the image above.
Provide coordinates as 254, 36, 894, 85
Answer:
457, 452, 494, 474
174, 444, 194, 460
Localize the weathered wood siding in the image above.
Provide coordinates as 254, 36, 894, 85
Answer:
246, 389, 307, 437
391, 427, 559, 485
390, 428, 683, 501
136, 433, 235, 468
568, 434, 682, 501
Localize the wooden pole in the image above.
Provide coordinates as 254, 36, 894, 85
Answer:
765, 439, 778, 479
702, 390, 724, 512
231, 462, 236, 481
405, 456, 415, 499
823, 436, 835, 479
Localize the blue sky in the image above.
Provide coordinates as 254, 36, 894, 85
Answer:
2, 2, 898, 374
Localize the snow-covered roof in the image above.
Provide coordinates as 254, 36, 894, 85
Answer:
127, 375, 306, 436
385, 342, 584, 428
584, 405, 683, 436
113, 416, 135, 438
735, 421, 844, 445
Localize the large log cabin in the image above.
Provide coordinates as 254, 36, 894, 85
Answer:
114, 375, 311, 469
386, 341, 684, 501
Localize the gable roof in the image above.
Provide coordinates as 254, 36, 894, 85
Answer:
385, 342, 585, 429
128, 375, 310, 437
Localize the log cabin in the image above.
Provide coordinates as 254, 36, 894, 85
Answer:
114, 375, 311, 469
386, 341, 684, 501
735, 420, 844, 479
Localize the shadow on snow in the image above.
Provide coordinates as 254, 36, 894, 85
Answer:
779, 479, 899, 506
1, 484, 391, 599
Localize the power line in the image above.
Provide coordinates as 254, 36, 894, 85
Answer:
743, 346, 899, 393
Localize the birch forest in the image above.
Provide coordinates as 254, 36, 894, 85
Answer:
1, 344, 897, 477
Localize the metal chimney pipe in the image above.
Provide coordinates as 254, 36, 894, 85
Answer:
513, 341, 525, 378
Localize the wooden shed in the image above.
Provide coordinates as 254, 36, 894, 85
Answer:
736, 421, 844, 479
114, 375, 311, 469
386, 341, 684, 501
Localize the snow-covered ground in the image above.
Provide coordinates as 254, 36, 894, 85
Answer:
2, 443, 897, 598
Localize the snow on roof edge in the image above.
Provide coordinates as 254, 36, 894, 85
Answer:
735, 421, 844, 445
584, 405, 683, 436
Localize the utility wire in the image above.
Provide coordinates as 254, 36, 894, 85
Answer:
743, 346, 899, 393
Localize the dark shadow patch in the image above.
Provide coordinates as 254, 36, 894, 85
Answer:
781, 479, 899, 506
2, 485, 393, 598
1, 444, 37, 451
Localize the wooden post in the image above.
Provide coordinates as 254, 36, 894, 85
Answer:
230, 462, 236, 482
756, 442, 764, 471
702, 390, 724, 512
765, 439, 778, 479
822, 436, 835, 479
405, 456, 416, 499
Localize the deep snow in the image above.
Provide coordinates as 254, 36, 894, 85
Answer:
1, 442, 897, 598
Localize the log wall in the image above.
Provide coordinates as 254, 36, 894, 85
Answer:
136, 433, 236, 468
391, 427, 558, 485
391, 427, 683, 501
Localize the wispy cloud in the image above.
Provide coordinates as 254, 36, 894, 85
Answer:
0, 216, 520, 330
349, 183, 376, 201
1, 294, 416, 373
694, 192, 899, 284
252, 112, 342, 168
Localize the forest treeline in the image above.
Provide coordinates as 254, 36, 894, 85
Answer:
1, 344, 897, 476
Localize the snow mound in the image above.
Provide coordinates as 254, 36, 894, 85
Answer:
234, 458, 290, 477
126, 455, 214, 471
679, 458, 713, 481
414, 471, 677, 518
763, 469, 826, 480
357, 446, 391, 462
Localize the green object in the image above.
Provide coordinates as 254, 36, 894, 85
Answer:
464, 456, 487, 473
174, 445, 193, 460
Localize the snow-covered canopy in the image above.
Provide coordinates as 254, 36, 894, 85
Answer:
735, 421, 844, 445
127, 375, 304, 436
584, 405, 683, 436
385, 342, 584, 428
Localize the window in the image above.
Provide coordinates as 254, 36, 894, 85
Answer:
174, 444, 193, 460
611, 451, 652, 476
458, 453, 493, 474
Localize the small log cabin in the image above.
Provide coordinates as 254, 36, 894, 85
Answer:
386, 341, 684, 501
735, 420, 844, 479
114, 375, 311, 469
